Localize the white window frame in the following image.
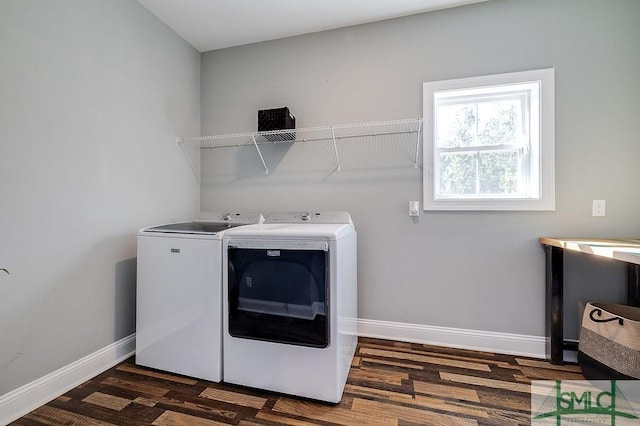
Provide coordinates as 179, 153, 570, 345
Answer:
423, 68, 555, 211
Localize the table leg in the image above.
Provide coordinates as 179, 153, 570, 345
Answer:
544, 244, 564, 364
628, 263, 640, 307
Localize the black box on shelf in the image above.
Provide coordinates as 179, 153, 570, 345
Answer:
258, 107, 296, 141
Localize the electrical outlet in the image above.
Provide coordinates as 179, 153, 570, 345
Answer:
592, 200, 606, 217
409, 201, 419, 217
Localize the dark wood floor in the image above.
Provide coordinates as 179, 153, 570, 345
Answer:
11, 337, 583, 425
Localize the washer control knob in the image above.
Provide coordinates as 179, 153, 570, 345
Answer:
222, 213, 232, 221
301, 212, 310, 221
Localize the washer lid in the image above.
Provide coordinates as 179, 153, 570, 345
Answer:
143, 222, 237, 235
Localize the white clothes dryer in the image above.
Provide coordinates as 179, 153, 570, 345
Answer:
222, 211, 357, 403
136, 212, 262, 382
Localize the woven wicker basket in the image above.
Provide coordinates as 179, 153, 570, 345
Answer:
578, 302, 640, 379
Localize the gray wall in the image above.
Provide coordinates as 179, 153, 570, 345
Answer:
201, 0, 640, 339
0, 0, 200, 395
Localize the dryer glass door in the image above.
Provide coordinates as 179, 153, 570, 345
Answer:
227, 244, 329, 348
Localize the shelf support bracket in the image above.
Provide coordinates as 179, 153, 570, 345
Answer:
331, 127, 341, 171
251, 135, 269, 175
414, 120, 422, 168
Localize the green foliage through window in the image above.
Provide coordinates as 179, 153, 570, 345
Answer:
435, 93, 525, 196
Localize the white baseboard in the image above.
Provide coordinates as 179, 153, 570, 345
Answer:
357, 318, 546, 359
0, 334, 136, 425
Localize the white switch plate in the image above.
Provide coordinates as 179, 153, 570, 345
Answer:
409, 201, 419, 217
592, 200, 606, 216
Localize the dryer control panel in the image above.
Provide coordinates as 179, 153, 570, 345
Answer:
195, 212, 263, 224
264, 211, 352, 225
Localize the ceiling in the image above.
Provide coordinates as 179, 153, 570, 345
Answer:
136, 0, 489, 52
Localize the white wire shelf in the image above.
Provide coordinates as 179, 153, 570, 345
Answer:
177, 118, 423, 175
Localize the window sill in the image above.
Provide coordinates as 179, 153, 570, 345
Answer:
424, 198, 555, 211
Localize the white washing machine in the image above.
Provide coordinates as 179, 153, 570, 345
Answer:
222, 211, 357, 403
136, 212, 262, 382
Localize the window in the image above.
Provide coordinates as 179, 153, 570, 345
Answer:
423, 69, 555, 210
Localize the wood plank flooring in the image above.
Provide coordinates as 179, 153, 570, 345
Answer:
11, 337, 583, 425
